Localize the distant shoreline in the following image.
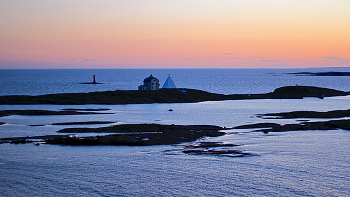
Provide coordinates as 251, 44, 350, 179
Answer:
289, 71, 350, 76
0, 86, 348, 105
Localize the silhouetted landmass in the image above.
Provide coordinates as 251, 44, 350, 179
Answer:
180, 142, 252, 157
0, 135, 71, 144
0, 86, 348, 105
183, 142, 239, 148
269, 86, 347, 98
289, 72, 350, 76
0, 110, 113, 117
233, 109, 350, 133
57, 123, 223, 133
51, 121, 116, 125
234, 119, 350, 133
259, 109, 350, 119
62, 108, 111, 111
233, 123, 281, 129
182, 149, 252, 157
0, 124, 225, 146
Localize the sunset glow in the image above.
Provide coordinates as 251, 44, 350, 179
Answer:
1, 0, 349, 68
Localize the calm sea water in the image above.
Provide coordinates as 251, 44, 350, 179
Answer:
0, 68, 350, 196
1, 68, 350, 96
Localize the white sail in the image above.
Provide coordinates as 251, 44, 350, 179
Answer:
162, 75, 176, 89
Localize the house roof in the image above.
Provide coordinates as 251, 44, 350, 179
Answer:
143, 74, 158, 83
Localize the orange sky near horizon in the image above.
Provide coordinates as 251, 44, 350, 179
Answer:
1, 0, 349, 69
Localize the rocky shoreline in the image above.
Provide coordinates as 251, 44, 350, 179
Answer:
234, 119, 350, 133
0, 109, 113, 117
0, 86, 348, 105
1, 86, 349, 157
2, 108, 349, 145
234, 109, 350, 133
0, 124, 225, 146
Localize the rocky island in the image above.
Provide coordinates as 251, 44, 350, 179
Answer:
1, 86, 349, 157
234, 109, 350, 133
0, 86, 348, 105
1, 124, 225, 146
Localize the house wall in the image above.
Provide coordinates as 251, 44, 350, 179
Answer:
149, 79, 159, 90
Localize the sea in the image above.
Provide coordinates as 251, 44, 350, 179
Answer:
0, 68, 349, 196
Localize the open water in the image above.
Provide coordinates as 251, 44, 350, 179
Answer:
0, 68, 350, 196
1, 68, 350, 96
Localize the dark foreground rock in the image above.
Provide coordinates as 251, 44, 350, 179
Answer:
53, 124, 225, 146
0, 109, 113, 117
182, 149, 251, 157
1, 124, 225, 146
51, 121, 116, 125
179, 142, 251, 157
183, 142, 239, 148
259, 109, 350, 119
0, 135, 71, 144
234, 119, 350, 133
233, 123, 281, 129
62, 108, 111, 111
234, 109, 350, 133
0, 86, 348, 105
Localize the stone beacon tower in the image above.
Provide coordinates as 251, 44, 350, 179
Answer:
162, 74, 176, 89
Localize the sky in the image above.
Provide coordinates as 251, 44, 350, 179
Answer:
1, 0, 349, 69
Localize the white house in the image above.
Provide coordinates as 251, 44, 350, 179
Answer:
138, 75, 160, 90
162, 74, 176, 89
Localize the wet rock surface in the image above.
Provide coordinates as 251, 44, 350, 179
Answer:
259, 109, 350, 119
61, 108, 111, 111
257, 119, 350, 133
1, 124, 225, 146
234, 109, 350, 133
51, 121, 116, 125
182, 149, 251, 157
181, 142, 251, 157
0, 109, 114, 117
